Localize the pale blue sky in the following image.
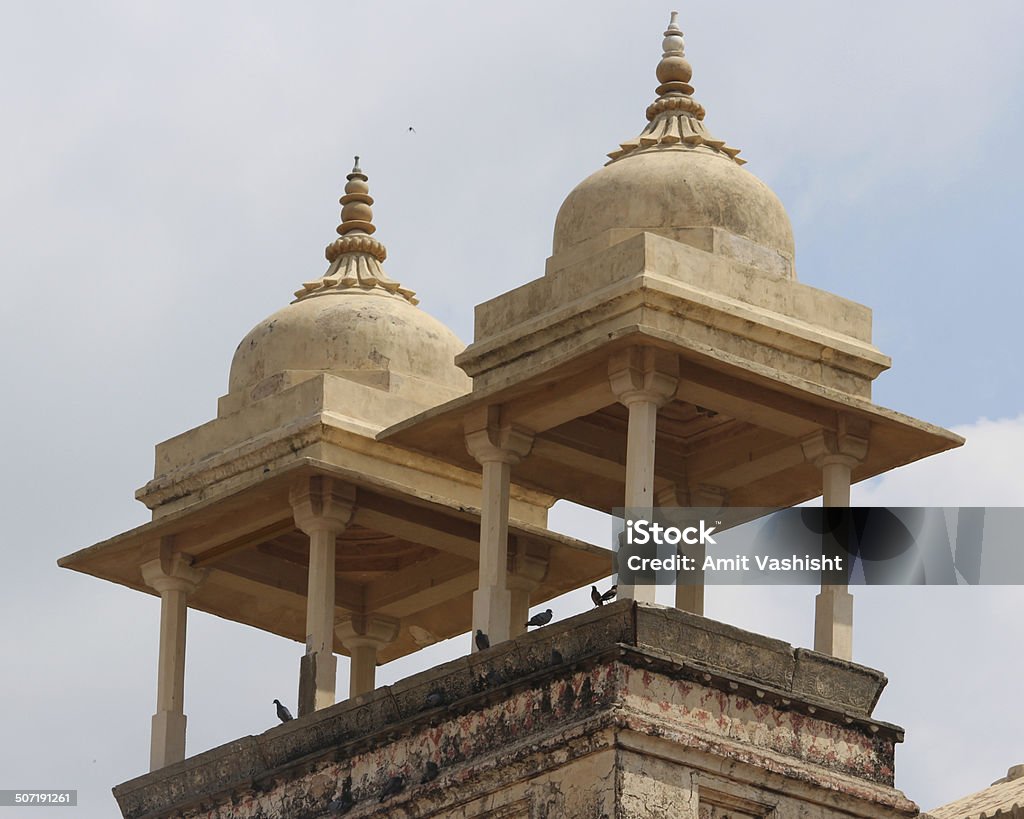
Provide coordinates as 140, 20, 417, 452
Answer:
1, 2, 1022, 816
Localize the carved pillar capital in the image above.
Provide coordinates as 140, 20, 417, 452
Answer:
800, 428, 869, 470
335, 614, 401, 650
608, 347, 679, 407
464, 406, 534, 465
289, 476, 356, 535
141, 543, 206, 596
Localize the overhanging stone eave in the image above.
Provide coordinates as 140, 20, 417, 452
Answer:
59, 456, 612, 661
381, 323, 961, 509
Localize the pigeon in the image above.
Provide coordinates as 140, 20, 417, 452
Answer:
550, 648, 564, 665
327, 777, 354, 814
483, 668, 506, 688
475, 629, 490, 650
591, 585, 604, 607
420, 761, 439, 784
273, 699, 293, 723
525, 608, 553, 628
379, 775, 405, 802
600, 584, 618, 603
423, 690, 444, 709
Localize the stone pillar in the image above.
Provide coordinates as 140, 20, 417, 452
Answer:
673, 484, 727, 616
801, 425, 868, 660
465, 408, 534, 650
507, 541, 550, 638
609, 348, 679, 603
141, 549, 206, 771
290, 476, 355, 715
336, 614, 400, 698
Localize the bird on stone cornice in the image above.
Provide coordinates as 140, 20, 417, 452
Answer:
525, 608, 554, 627
273, 698, 293, 723
591, 584, 617, 607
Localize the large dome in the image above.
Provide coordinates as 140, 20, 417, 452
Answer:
224, 160, 470, 416
552, 14, 795, 279
554, 146, 794, 273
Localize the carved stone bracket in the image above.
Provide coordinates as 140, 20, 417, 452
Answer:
800, 418, 870, 470
464, 406, 534, 465
289, 476, 356, 535
141, 538, 206, 595
608, 347, 679, 408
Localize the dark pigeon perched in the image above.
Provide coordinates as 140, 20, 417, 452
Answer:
591, 585, 604, 607
423, 690, 445, 709
475, 629, 490, 650
525, 608, 553, 628
600, 584, 617, 602
273, 699, 293, 723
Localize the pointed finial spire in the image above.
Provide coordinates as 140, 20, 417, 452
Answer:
656, 11, 692, 90
293, 158, 417, 304
607, 13, 743, 165
336, 156, 375, 236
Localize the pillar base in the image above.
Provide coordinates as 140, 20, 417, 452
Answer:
150, 710, 187, 770
675, 583, 704, 616
298, 650, 338, 716
814, 586, 853, 660
471, 585, 512, 648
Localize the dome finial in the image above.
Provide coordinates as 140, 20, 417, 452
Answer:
338, 158, 374, 236
292, 158, 418, 304
606, 14, 744, 165
656, 11, 692, 90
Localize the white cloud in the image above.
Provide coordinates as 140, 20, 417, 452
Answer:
854, 414, 1024, 506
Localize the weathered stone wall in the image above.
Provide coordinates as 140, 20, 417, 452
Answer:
114, 603, 918, 819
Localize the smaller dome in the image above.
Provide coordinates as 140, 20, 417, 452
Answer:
552, 14, 795, 279
228, 290, 469, 408
224, 159, 470, 417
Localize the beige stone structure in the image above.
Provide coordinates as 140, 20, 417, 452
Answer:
926, 766, 1024, 818
59, 160, 611, 770
112, 603, 919, 818
382, 13, 960, 653
61, 12, 971, 819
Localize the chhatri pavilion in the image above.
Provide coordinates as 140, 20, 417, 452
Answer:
61, 13, 978, 819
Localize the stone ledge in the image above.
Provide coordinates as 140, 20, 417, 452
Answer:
113, 602, 900, 818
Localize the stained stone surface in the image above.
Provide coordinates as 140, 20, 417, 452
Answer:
113, 602, 916, 819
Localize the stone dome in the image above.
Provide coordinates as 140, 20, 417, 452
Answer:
552, 14, 795, 279
553, 147, 794, 273
224, 159, 470, 416
228, 290, 470, 408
